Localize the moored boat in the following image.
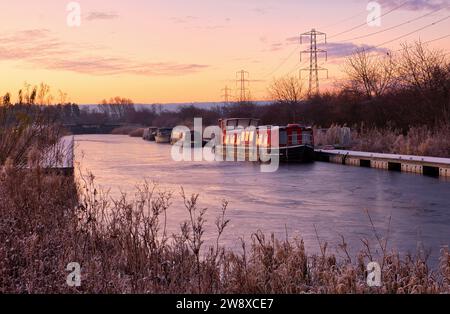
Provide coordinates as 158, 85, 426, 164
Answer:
215, 118, 314, 163
170, 129, 207, 147
155, 128, 173, 144
143, 127, 158, 141
262, 124, 315, 162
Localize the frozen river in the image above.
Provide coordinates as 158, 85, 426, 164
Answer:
75, 134, 450, 263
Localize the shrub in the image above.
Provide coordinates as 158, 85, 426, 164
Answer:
128, 128, 145, 138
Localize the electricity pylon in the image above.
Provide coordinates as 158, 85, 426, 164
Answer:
221, 86, 232, 105
236, 70, 250, 103
300, 29, 328, 96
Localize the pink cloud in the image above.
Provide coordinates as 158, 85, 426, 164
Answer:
0, 29, 209, 76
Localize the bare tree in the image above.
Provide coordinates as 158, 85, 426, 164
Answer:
58, 90, 68, 105
99, 97, 135, 122
37, 83, 53, 105
343, 49, 397, 99
18, 89, 23, 105
30, 86, 37, 105
397, 41, 450, 123
268, 76, 305, 123
0, 102, 62, 168
2, 93, 11, 105
398, 41, 448, 94
268, 76, 304, 105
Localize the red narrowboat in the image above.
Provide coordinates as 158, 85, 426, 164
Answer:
215, 118, 314, 163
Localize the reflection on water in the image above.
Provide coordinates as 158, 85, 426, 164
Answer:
75, 135, 450, 262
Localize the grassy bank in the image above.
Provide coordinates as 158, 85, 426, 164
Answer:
0, 165, 449, 293
111, 126, 145, 137
1, 106, 449, 293
315, 124, 450, 158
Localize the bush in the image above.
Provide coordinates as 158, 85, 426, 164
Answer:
111, 126, 141, 136
128, 128, 145, 137
352, 124, 450, 157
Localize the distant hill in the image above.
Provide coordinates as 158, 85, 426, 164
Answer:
78, 101, 272, 112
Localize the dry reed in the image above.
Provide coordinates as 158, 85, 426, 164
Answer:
1, 166, 449, 294
315, 124, 450, 158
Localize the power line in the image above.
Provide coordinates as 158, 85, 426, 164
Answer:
371, 15, 450, 50
423, 33, 450, 44
326, 15, 450, 59
321, 10, 368, 30
285, 62, 301, 77
330, 31, 450, 63
328, 0, 409, 39
262, 46, 299, 79
259, 1, 408, 79
261, 6, 366, 79
340, 6, 447, 42
385, 34, 450, 55
257, 2, 447, 83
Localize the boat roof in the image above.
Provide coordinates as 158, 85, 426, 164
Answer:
221, 118, 260, 122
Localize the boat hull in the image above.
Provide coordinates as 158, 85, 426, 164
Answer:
143, 134, 156, 141
215, 144, 315, 163
172, 140, 209, 147
155, 135, 171, 144
277, 145, 315, 163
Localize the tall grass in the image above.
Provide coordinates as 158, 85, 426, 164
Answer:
1, 109, 449, 293
0, 164, 449, 293
315, 124, 450, 158
128, 128, 145, 138
111, 126, 145, 137
0, 104, 64, 168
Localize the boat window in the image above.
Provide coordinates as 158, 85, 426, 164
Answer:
227, 120, 238, 128
250, 120, 258, 127
238, 119, 250, 128
249, 131, 254, 142
257, 134, 262, 146
263, 134, 268, 146
302, 132, 311, 144
280, 131, 287, 145
292, 131, 298, 145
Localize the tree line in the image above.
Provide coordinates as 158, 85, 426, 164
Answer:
1, 41, 448, 132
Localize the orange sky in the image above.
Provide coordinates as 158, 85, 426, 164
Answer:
0, 0, 449, 104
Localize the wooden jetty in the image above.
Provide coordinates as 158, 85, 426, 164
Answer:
41, 136, 75, 176
315, 149, 450, 178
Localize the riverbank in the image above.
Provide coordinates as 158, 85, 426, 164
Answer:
1, 163, 449, 293
1, 122, 449, 293
74, 135, 450, 258
111, 125, 145, 137
315, 124, 450, 158
0, 125, 450, 294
